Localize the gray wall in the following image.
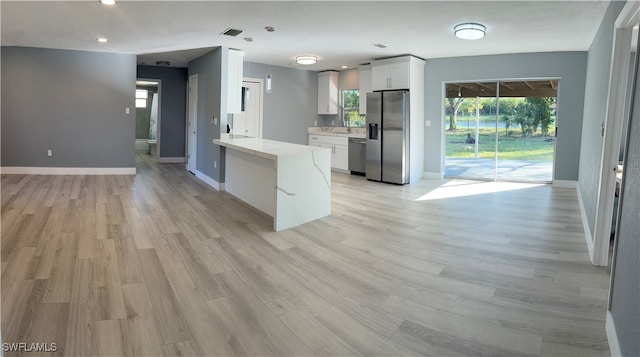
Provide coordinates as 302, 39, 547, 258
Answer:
423, 52, 588, 181
188, 47, 224, 181
137, 65, 188, 158
243, 62, 318, 144
1, 46, 136, 168
609, 40, 640, 356
578, 1, 626, 236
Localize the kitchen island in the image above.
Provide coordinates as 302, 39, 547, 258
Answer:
213, 137, 331, 231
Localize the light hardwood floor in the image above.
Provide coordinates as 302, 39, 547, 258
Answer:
2, 153, 611, 356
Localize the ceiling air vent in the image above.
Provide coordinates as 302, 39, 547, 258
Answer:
221, 28, 244, 37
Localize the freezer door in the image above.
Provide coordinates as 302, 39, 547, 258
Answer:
382, 91, 409, 184
365, 92, 382, 181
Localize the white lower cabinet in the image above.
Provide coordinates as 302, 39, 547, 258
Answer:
308, 135, 348, 171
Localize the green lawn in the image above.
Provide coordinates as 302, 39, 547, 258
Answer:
445, 128, 555, 161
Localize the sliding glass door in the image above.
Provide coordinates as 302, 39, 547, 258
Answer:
444, 80, 557, 183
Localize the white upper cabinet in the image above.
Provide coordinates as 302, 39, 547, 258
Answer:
317, 71, 339, 115
371, 60, 410, 90
227, 49, 245, 114
358, 65, 372, 114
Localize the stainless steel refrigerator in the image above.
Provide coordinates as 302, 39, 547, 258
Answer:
365, 90, 410, 184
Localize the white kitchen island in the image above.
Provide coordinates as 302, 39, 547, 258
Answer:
213, 137, 331, 231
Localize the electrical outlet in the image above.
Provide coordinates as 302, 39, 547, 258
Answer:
212, 117, 218, 125
47, 150, 52, 157
214, 161, 217, 168
314, 121, 318, 126
125, 107, 130, 114
425, 120, 431, 127
332, 120, 335, 125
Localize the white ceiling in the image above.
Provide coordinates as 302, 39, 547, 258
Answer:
1, 1, 611, 71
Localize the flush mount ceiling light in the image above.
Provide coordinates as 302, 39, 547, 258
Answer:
295, 55, 317, 65
96, 37, 108, 43
454, 23, 486, 40
100, 0, 116, 5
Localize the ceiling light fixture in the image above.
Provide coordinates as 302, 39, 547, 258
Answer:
100, 0, 116, 5
341, 65, 348, 69
156, 61, 170, 66
295, 55, 317, 65
96, 37, 108, 43
454, 23, 486, 40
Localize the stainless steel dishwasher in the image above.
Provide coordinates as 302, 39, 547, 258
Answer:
348, 137, 366, 175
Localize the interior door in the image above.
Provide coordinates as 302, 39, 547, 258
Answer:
243, 81, 262, 137
187, 74, 198, 173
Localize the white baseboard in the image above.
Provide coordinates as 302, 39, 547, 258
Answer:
552, 180, 578, 188
195, 170, 225, 191
157, 157, 186, 163
576, 183, 596, 264
1, 167, 136, 175
423, 171, 444, 180
606, 311, 622, 357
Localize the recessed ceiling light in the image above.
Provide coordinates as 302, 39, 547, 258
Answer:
100, 0, 116, 5
341, 65, 348, 69
96, 37, 108, 43
373, 43, 387, 49
454, 23, 486, 40
296, 55, 317, 65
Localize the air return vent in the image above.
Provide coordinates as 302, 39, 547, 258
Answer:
221, 28, 244, 37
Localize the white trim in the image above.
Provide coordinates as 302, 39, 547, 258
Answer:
423, 171, 444, 180
552, 180, 577, 189
576, 183, 595, 264
157, 157, 186, 163
195, 169, 225, 191
606, 311, 622, 357
0, 167, 136, 175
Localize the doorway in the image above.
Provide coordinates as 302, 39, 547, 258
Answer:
591, 11, 639, 266
230, 79, 263, 138
444, 79, 558, 183
187, 74, 198, 174
135, 79, 161, 161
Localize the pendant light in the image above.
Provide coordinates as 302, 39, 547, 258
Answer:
265, 26, 275, 93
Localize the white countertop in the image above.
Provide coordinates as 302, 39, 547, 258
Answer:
308, 132, 366, 138
307, 127, 366, 138
214, 137, 327, 160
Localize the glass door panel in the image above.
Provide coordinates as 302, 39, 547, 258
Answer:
496, 80, 557, 182
444, 82, 497, 180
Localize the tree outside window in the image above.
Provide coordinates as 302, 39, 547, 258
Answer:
342, 89, 365, 127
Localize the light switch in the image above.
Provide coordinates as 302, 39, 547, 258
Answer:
125, 107, 130, 114
425, 120, 431, 127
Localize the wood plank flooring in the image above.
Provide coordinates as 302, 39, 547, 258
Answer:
1, 153, 611, 356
